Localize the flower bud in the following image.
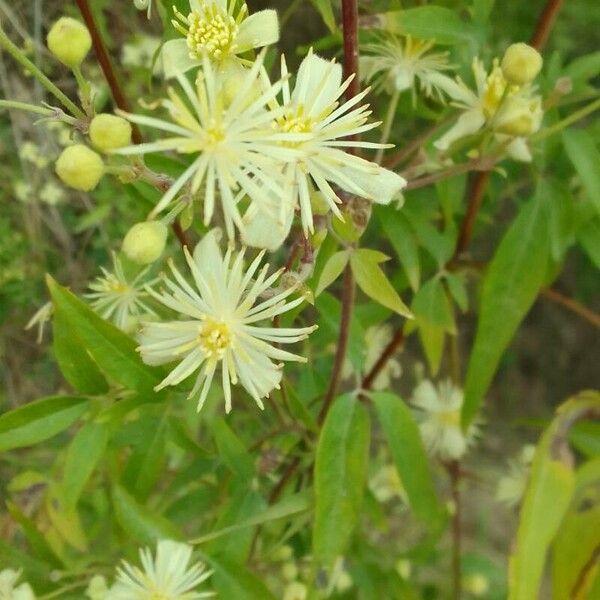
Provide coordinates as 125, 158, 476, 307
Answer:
122, 221, 168, 264
501, 43, 543, 85
47, 17, 91, 68
55, 144, 104, 191
89, 114, 132, 152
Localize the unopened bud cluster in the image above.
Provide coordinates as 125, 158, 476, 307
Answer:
89, 114, 132, 152
55, 144, 104, 191
122, 221, 168, 264
501, 43, 543, 85
47, 17, 91, 68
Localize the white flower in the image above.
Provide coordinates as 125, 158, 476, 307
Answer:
86, 575, 109, 600
86, 253, 158, 331
39, 180, 65, 205
271, 51, 407, 233
161, 0, 279, 78
138, 230, 316, 412
369, 464, 407, 504
108, 540, 212, 600
361, 34, 453, 101
412, 379, 479, 461
0, 569, 35, 600
432, 57, 543, 159
496, 444, 535, 507
116, 54, 291, 238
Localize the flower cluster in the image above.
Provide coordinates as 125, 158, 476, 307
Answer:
432, 43, 544, 161
116, 2, 406, 244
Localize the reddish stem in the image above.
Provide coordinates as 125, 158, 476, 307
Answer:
531, 0, 565, 50
361, 329, 405, 391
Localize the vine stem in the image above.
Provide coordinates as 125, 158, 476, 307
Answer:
531, 0, 565, 50
375, 88, 400, 164
449, 460, 463, 600
317, 0, 360, 426
0, 25, 84, 118
361, 328, 405, 391
75, 0, 189, 249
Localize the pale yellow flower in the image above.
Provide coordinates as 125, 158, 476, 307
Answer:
161, 0, 279, 78
138, 230, 316, 412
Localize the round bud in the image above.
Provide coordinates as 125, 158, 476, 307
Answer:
89, 114, 132, 152
47, 17, 91, 68
55, 144, 104, 191
122, 221, 168, 264
501, 43, 543, 85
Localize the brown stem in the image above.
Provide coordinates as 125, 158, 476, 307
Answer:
75, 0, 140, 142
318, 264, 355, 424
76, 0, 190, 248
448, 460, 462, 600
341, 0, 359, 102
540, 287, 600, 329
530, 0, 565, 50
269, 455, 302, 504
451, 171, 491, 262
361, 328, 405, 391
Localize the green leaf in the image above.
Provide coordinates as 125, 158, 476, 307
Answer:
463, 190, 549, 426
309, 0, 336, 32
552, 459, 600, 599
313, 394, 370, 568
6, 502, 63, 568
562, 129, 600, 214
508, 392, 600, 600
316, 250, 349, 296
212, 417, 254, 481
578, 217, 600, 269
112, 483, 181, 544
190, 492, 310, 544
47, 276, 164, 395
411, 278, 456, 374
208, 555, 278, 600
62, 420, 109, 510
368, 7, 473, 45
378, 207, 421, 291
53, 309, 108, 395
350, 249, 413, 318
372, 392, 445, 530
0, 396, 89, 453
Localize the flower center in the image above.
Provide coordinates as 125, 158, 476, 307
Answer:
198, 318, 231, 359
277, 107, 315, 147
438, 409, 460, 427
107, 278, 129, 295
173, 3, 239, 61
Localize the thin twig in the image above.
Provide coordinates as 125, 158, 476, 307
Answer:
448, 460, 462, 600
75, 0, 190, 248
75, 0, 141, 142
451, 171, 491, 262
361, 328, 405, 391
541, 287, 600, 329
318, 264, 355, 424
531, 0, 565, 50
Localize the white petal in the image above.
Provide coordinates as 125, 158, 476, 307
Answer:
434, 109, 486, 151
236, 10, 280, 53
242, 200, 295, 251
160, 39, 198, 79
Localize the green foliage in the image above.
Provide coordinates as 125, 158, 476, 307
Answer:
313, 394, 370, 569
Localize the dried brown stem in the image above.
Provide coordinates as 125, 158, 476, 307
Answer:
541, 287, 600, 329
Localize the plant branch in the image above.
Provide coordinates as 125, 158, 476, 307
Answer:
531, 0, 565, 50
361, 328, 405, 391
341, 0, 359, 102
448, 460, 463, 600
451, 171, 491, 262
540, 287, 600, 329
0, 25, 84, 118
318, 264, 355, 424
75, 0, 190, 248
75, 0, 141, 142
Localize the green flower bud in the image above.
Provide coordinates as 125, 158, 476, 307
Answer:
89, 114, 132, 152
122, 221, 168, 264
47, 17, 91, 68
55, 144, 104, 191
501, 43, 543, 85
